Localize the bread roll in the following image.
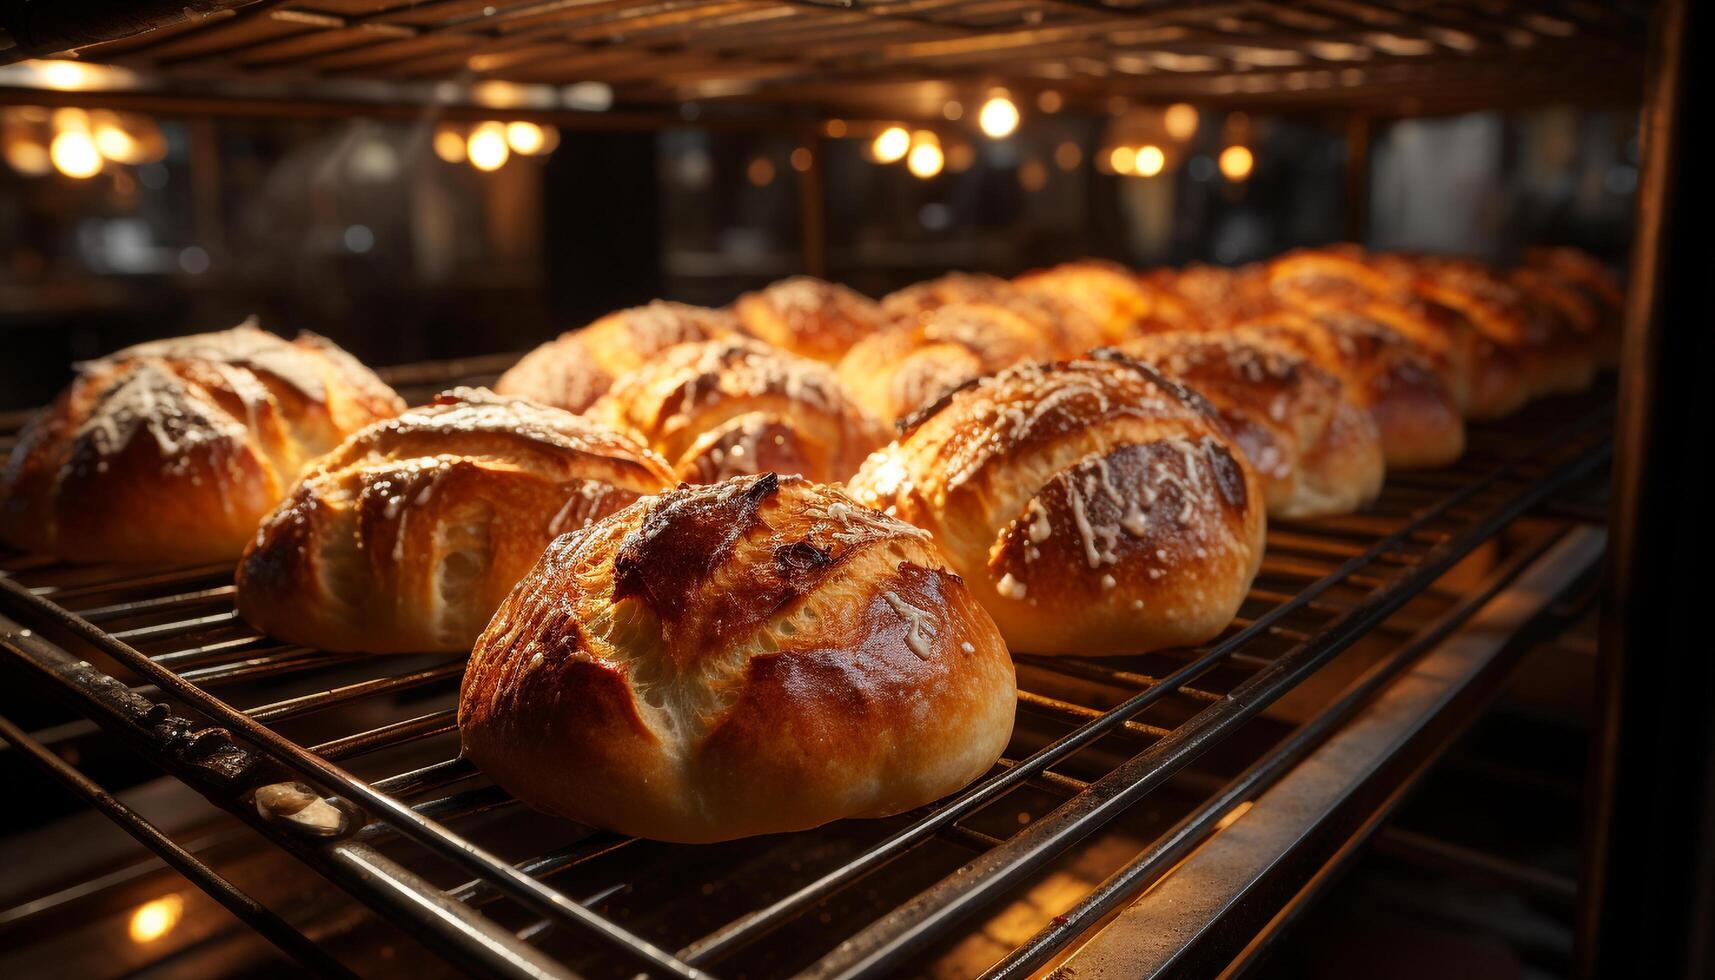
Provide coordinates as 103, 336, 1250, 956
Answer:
236, 389, 675, 653
848, 351, 1266, 655
1121, 332, 1384, 519
838, 301, 1061, 422
1518, 246, 1624, 369
458, 473, 1016, 842
0, 323, 403, 564
587, 338, 889, 484
880, 272, 1107, 356
732, 276, 885, 363
1015, 260, 1199, 343
494, 302, 739, 413
1234, 311, 1465, 469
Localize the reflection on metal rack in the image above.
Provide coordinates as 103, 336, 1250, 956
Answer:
0, 357, 1612, 979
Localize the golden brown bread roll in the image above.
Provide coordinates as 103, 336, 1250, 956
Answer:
1233, 311, 1465, 469
0, 323, 403, 564
587, 338, 889, 484
458, 473, 1017, 842
236, 388, 675, 653
1516, 246, 1624, 369
848, 351, 1266, 655
494, 302, 740, 413
1014, 259, 1199, 344
732, 276, 886, 363
1121, 332, 1384, 519
880, 272, 1107, 356
837, 301, 1061, 422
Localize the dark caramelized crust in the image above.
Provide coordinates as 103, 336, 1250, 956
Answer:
732, 276, 887, 363
1015, 259, 1201, 343
1121, 332, 1385, 519
587, 338, 889, 484
0, 323, 402, 563
236, 388, 675, 653
494, 301, 740, 413
880, 272, 1108, 356
849, 353, 1266, 655
458, 475, 1017, 842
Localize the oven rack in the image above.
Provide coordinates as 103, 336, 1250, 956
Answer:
0, 358, 1613, 979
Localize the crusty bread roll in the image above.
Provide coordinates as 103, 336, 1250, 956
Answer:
1015, 260, 1201, 344
458, 473, 1017, 842
1515, 246, 1624, 369
494, 302, 739, 413
237, 389, 675, 653
1234, 311, 1465, 470
880, 272, 1107, 356
1121, 332, 1384, 519
586, 338, 889, 484
1263, 247, 1522, 418
732, 276, 886, 363
838, 301, 1061, 422
848, 351, 1266, 655
0, 323, 403, 564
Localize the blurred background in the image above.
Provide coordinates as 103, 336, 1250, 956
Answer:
2, 61, 1639, 410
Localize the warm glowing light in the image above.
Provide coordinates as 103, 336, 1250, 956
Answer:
1054, 141, 1081, 171
504, 121, 547, 154
128, 895, 184, 943
51, 107, 89, 132
1135, 144, 1166, 177
1164, 103, 1199, 140
433, 127, 466, 163
1037, 90, 1064, 114
1219, 144, 1254, 181
1018, 158, 1048, 192
1215, 800, 1254, 830
789, 147, 813, 172
89, 111, 141, 163
825, 119, 847, 138
978, 94, 1020, 138
3, 137, 52, 177
1107, 145, 1136, 174
50, 129, 102, 178
907, 141, 944, 179
942, 101, 963, 121
466, 122, 510, 171
872, 126, 910, 163
746, 155, 776, 187
945, 142, 976, 173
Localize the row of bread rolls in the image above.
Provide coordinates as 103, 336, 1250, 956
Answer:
0, 246, 1617, 842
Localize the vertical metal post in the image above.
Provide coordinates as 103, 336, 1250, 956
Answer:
797, 121, 828, 278
1582, 0, 1713, 976
1343, 113, 1371, 243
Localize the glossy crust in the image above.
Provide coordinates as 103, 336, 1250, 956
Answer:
0, 323, 403, 563
494, 302, 739, 413
1015, 260, 1201, 344
1518, 246, 1625, 368
732, 276, 887, 363
1121, 332, 1384, 519
587, 338, 889, 484
237, 389, 675, 653
848, 352, 1266, 655
880, 272, 1107, 356
837, 301, 1061, 422
1231, 311, 1466, 469
458, 474, 1017, 842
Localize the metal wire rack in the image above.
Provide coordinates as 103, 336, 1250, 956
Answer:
2, 1, 1650, 117
0, 356, 1613, 979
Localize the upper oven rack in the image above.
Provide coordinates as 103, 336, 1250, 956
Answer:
0, 1, 1650, 119
0, 353, 1613, 979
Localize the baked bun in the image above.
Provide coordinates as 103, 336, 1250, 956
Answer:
494, 302, 739, 413
1121, 332, 1384, 519
880, 273, 1107, 355
1239, 312, 1464, 469
1263, 247, 1519, 418
458, 473, 1016, 843
732, 276, 885, 363
1521, 247, 1623, 367
587, 339, 889, 484
1016, 260, 1200, 343
0, 323, 403, 564
848, 352, 1266, 655
838, 301, 1061, 422
236, 389, 674, 653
